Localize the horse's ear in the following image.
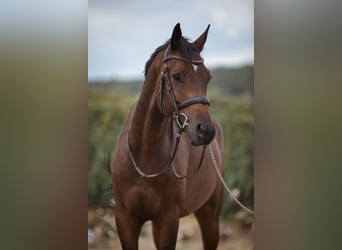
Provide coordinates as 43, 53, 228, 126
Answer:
170, 23, 182, 50
192, 24, 210, 52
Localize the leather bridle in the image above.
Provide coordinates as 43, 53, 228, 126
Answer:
159, 45, 210, 119
128, 45, 210, 179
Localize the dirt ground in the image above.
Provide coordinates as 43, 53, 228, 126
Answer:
88, 211, 253, 250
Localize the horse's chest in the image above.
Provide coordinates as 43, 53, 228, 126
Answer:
123, 181, 183, 218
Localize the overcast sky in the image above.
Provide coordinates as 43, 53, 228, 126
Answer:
88, 0, 253, 80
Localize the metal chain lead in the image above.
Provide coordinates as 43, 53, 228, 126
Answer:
208, 144, 255, 215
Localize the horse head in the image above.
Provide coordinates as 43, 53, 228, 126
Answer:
155, 23, 215, 146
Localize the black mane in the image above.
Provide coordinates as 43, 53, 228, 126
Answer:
144, 37, 195, 78
144, 41, 168, 78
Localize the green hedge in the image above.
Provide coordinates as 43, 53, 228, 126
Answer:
88, 90, 138, 205
210, 96, 254, 223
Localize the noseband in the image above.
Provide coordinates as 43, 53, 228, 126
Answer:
128, 45, 210, 179
159, 45, 210, 123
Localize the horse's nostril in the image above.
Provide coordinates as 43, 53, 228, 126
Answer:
191, 122, 215, 146
197, 123, 207, 139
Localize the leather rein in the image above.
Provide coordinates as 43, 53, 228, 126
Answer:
128, 45, 210, 179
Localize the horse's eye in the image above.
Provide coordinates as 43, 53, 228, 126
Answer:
172, 73, 181, 82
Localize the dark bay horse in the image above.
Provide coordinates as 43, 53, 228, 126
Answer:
111, 23, 224, 250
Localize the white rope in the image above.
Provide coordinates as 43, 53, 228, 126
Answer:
208, 144, 255, 215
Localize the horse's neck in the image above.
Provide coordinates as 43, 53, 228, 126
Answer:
130, 79, 172, 160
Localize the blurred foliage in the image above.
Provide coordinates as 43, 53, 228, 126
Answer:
88, 66, 254, 223
88, 90, 138, 205
210, 96, 254, 223
209, 65, 254, 96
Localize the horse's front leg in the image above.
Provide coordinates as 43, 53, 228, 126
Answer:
115, 206, 143, 250
152, 209, 180, 250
